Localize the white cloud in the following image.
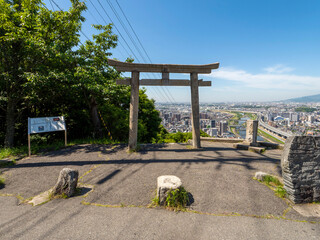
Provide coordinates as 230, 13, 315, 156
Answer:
263, 64, 294, 74
207, 67, 320, 91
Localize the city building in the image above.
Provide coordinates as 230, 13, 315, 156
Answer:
219, 121, 228, 136
289, 112, 300, 122
209, 128, 218, 137
211, 120, 216, 128
308, 115, 315, 123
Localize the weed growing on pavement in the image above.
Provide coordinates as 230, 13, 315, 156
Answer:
48, 190, 68, 200
254, 174, 287, 199
150, 187, 190, 211
165, 187, 189, 209
275, 186, 286, 198
263, 175, 282, 187
61, 193, 68, 199
151, 196, 159, 206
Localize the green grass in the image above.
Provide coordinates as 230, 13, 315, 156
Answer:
0, 147, 28, 160
246, 113, 257, 120
275, 186, 287, 198
155, 131, 209, 144
255, 174, 287, 199
0, 137, 118, 161
263, 175, 282, 187
230, 111, 243, 120
229, 111, 257, 121
258, 129, 284, 144
152, 196, 160, 206
0, 175, 5, 186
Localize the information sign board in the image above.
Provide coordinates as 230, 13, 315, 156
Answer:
28, 116, 66, 134
27, 116, 67, 156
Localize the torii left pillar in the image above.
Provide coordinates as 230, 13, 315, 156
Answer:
129, 71, 140, 151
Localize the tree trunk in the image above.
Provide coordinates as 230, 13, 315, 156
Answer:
4, 98, 16, 148
90, 96, 102, 138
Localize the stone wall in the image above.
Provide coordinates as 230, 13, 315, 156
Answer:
281, 136, 320, 203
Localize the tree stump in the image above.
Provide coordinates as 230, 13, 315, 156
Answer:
53, 168, 79, 197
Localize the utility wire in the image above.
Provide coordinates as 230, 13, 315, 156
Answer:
105, 0, 148, 63
106, 0, 174, 103
87, 0, 131, 57
115, 0, 152, 63
113, 0, 176, 103
48, 0, 55, 10
95, 0, 170, 102
87, 1, 166, 102
50, 0, 171, 103
96, 0, 140, 61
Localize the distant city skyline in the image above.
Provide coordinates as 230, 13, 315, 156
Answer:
43, 0, 320, 102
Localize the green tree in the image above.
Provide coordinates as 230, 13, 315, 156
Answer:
75, 24, 119, 137
137, 88, 162, 143
0, 0, 163, 148
0, 0, 86, 147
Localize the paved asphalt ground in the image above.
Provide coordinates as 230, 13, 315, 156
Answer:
1, 142, 320, 239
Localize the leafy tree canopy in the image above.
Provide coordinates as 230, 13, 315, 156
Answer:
0, 0, 162, 148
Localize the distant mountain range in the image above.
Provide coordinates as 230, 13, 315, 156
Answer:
283, 94, 320, 103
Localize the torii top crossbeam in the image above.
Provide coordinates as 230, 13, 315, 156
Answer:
108, 59, 219, 73
107, 59, 220, 151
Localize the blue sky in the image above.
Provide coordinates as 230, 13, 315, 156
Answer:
43, 0, 320, 103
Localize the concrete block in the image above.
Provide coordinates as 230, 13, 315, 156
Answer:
233, 144, 249, 150
258, 142, 279, 149
248, 146, 266, 153
157, 175, 182, 205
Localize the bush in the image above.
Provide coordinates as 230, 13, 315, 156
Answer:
154, 127, 210, 143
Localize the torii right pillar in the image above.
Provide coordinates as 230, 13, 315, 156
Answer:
190, 72, 200, 148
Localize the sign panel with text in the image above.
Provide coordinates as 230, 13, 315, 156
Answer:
27, 116, 67, 156
28, 116, 66, 134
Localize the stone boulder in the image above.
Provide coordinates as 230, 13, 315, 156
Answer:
53, 168, 79, 197
157, 175, 182, 205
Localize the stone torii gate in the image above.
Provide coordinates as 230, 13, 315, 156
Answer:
107, 59, 220, 151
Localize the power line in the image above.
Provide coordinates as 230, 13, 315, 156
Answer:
87, 1, 166, 102
48, 0, 55, 10
115, 0, 152, 63
49, 0, 61, 10
113, 0, 176, 103
95, 0, 171, 103
87, 0, 132, 57
105, 0, 148, 63
49, 0, 172, 103
96, 0, 141, 61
